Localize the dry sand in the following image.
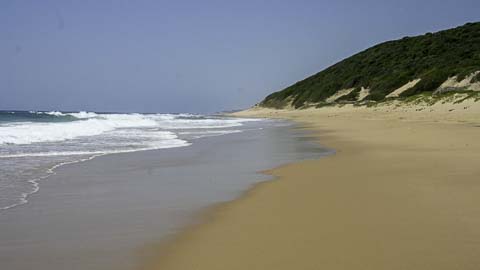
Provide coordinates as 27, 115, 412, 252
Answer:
146, 100, 480, 270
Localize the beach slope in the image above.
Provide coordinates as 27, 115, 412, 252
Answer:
149, 103, 480, 270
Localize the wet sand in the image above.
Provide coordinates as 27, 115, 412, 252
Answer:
149, 103, 480, 269
0, 121, 327, 270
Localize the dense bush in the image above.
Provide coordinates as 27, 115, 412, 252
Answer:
261, 22, 480, 108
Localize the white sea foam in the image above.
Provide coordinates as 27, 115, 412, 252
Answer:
153, 117, 261, 129
44, 111, 65, 116
0, 157, 92, 211
67, 111, 98, 119
0, 113, 261, 145
36, 111, 97, 118
0, 114, 155, 145
0, 131, 189, 158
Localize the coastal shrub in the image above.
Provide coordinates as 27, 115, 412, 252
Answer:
336, 87, 361, 102
260, 22, 480, 108
364, 91, 386, 101
471, 72, 480, 83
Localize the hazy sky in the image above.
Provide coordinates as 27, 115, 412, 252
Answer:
1, 0, 479, 113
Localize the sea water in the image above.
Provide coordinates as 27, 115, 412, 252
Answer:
0, 111, 261, 210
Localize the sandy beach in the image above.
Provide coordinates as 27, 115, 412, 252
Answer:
148, 101, 480, 269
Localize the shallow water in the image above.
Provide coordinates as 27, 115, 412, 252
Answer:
0, 120, 331, 270
0, 111, 260, 210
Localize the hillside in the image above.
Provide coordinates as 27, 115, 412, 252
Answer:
261, 22, 480, 109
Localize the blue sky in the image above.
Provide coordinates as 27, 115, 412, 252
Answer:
1, 0, 479, 113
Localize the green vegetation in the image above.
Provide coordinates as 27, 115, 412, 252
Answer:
336, 87, 360, 102
471, 72, 480, 83
389, 91, 479, 106
261, 22, 480, 108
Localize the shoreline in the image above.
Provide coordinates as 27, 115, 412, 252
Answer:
0, 119, 324, 270
147, 102, 480, 269
138, 121, 331, 268
0, 153, 100, 211
0, 144, 194, 212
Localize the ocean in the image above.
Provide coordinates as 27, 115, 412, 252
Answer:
0, 111, 260, 211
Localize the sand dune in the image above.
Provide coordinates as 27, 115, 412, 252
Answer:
386, 78, 421, 98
